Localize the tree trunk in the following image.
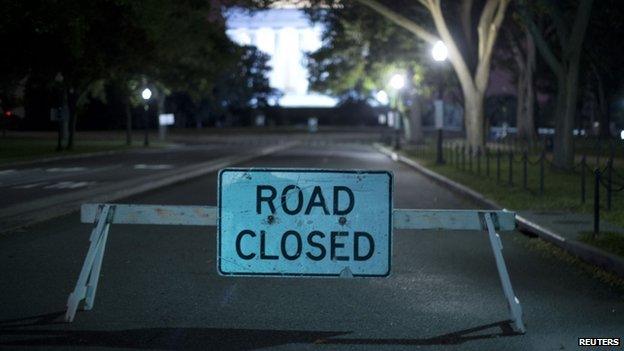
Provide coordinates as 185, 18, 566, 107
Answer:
553, 66, 580, 169
516, 30, 537, 142
594, 68, 611, 137
66, 88, 78, 150
515, 72, 528, 139
525, 59, 536, 141
405, 94, 423, 143
464, 90, 485, 149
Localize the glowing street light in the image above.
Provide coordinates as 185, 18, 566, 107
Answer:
141, 88, 152, 100
431, 40, 448, 62
375, 90, 389, 105
389, 74, 405, 90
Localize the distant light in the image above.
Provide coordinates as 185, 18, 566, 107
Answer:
621, 130, 624, 140
431, 40, 448, 62
375, 90, 389, 105
389, 74, 405, 90
4, 110, 12, 117
141, 88, 152, 100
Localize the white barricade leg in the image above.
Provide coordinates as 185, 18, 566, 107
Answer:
64, 205, 115, 322
483, 212, 526, 333
84, 215, 112, 310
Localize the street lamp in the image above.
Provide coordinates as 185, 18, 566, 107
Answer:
389, 74, 405, 90
431, 41, 448, 164
431, 40, 449, 62
375, 90, 389, 105
142, 88, 152, 147
389, 73, 405, 150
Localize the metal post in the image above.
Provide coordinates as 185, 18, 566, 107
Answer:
462, 146, 466, 170
436, 129, 444, 164
594, 169, 600, 237
607, 158, 613, 211
522, 150, 528, 190
581, 155, 586, 204
508, 151, 513, 186
539, 149, 545, 195
143, 104, 149, 147
497, 149, 501, 183
477, 147, 481, 175
486, 147, 490, 177
483, 213, 526, 334
469, 146, 473, 172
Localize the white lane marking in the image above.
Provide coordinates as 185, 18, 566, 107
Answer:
133, 164, 173, 170
45, 167, 87, 172
44, 181, 94, 189
13, 182, 49, 189
0, 169, 16, 176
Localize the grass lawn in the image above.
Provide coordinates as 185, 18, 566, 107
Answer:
579, 231, 624, 257
400, 139, 624, 257
0, 132, 168, 165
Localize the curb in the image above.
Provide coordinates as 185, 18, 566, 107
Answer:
374, 143, 624, 278
0, 142, 294, 235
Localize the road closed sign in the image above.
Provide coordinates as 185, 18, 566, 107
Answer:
218, 169, 393, 277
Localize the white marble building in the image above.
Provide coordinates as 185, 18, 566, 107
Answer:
226, 8, 337, 107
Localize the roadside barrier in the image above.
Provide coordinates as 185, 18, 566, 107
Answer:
439, 140, 622, 209
65, 203, 526, 334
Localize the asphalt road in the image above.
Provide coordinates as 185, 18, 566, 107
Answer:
0, 141, 622, 350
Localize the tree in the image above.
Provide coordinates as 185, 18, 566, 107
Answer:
499, 11, 537, 142
519, 0, 593, 168
305, 3, 430, 142
207, 45, 279, 125
579, 0, 624, 138
0, 0, 274, 145
355, 0, 510, 149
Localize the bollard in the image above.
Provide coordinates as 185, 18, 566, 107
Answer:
594, 168, 600, 237
477, 147, 481, 175
497, 149, 501, 183
581, 155, 586, 204
486, 147, 490, 177
462, 146, 466, 170
522, 150, 528, 190
508, 151, 513, 186
539, 149, 545, 195
607, 157, 613, 211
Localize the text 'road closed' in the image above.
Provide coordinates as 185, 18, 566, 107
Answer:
218, 169, 392, 277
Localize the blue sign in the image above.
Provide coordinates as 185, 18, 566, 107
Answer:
218, 169, 393, 277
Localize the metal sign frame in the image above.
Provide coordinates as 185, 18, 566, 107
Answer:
65, 203, 526, 334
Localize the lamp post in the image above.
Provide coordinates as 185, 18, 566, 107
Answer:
431, 40, 448, 164
141, 88, 152, 147
389, 73, 405, 150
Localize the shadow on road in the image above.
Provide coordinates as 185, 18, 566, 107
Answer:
0, 314, 521, 349
320, 320, 522, 346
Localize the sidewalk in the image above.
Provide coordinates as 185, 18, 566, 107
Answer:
374, 143, 624, 278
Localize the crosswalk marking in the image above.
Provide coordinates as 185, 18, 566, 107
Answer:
13, 182, 49, 189
45, 167, 87, 172
44, 181, 94, 189
133, 164, 173, 170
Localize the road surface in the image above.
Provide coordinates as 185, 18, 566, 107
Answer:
0, 140, 622, 350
